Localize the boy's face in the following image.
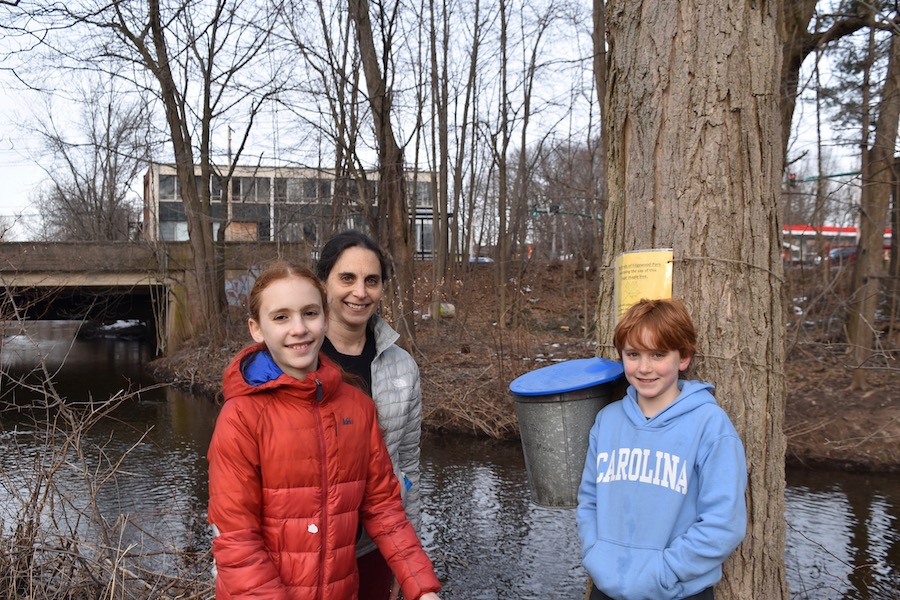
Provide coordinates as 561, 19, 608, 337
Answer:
621, 329, 691, 413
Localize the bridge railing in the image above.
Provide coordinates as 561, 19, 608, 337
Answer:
0, 241, 317, 276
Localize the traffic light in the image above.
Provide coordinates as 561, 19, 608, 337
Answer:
788, 173, 797, 188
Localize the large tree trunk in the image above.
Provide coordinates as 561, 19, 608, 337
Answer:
596, 1, 787, 597
848, 23, 900, 389
148, 0, 223, 344
349, 0, 416, 346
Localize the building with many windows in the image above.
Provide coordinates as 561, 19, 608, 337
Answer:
142, 163, 439, 255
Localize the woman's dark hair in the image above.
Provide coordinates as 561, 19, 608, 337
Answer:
315, 230, 390, 282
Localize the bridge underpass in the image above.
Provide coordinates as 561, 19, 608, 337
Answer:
2, 269, 171, 355
4, 274, 164, 344
9, 283, 159, 323
1, 241, 311, 354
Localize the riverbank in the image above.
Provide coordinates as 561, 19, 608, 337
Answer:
147, 261, 900, 473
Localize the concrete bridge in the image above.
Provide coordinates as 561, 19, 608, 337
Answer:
0, 241, 313, 354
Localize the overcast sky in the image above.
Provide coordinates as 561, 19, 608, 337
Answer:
0, 27, 859, 242
0, 79, 44, 230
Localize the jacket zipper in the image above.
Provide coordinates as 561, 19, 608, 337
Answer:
314, 379, 327, 600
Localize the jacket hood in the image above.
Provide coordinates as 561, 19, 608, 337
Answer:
222, 343, 343, 403
622, 379, 716, 427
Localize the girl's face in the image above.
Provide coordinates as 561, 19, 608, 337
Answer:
248, 276, 327, 380
324, 246, 384, 330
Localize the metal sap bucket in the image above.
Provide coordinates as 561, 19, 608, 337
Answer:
510, 358, 625, 508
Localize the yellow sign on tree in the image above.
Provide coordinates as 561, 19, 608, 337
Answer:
613, 249, 674, 322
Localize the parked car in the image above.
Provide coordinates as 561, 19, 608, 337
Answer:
826, 246, 858, 267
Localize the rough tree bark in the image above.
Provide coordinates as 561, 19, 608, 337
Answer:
596, 0, 788, 597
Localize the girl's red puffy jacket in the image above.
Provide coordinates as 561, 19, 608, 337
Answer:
208, 344, 441, 599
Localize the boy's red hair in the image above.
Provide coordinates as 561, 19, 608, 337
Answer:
613, 298, 697, 360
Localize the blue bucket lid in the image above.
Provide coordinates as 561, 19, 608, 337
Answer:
509, 357, 624, 396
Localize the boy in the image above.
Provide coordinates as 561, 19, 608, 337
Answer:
576, 298, 747, 600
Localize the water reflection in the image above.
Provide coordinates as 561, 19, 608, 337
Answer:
419, 436, 584, 599
2, 320, 152, 377
421, 438, 900, 600
0, 321, 216, 575
785, 469, 900, 599
1, 322, 898, 598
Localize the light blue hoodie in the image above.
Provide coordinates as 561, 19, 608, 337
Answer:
576, 380, 747, 600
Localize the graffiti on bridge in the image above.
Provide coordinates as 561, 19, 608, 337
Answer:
224, 267, 262, 309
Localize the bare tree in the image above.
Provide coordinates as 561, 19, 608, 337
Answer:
427, 0, 450, 321
531, 137, 604, 266
11, 0, 286, 343
597, 0, 786, 596
488, 0, 525, 328
798, 7, 900, 384
848, 16, 900, 388
448, 0, 486, 276
276, 0, 376, 239
0, 215, 15, 241
780, 0, 872, 165
348, 0, 418, 345
30, 79, 148, 241
592, 0, 608, 216
482, 0, 582, 327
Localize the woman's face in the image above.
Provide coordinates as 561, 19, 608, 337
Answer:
324, 246, 384, 330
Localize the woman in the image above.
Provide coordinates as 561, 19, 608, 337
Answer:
316, 231, 424, 600
207, 261, 441, 599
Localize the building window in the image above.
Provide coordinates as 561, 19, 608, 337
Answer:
230, 176, 271, 203
160, 173, 219, 202
274, 177, 327, 203
276, 215, 315, 241
303, 179, 318, 199
303, 220, 318, 243
255, 177, 270, 203
159, 175, 177, 200
415, 218, 433, 258
160, 221, 189, 241
281, 222, 303, 241
348, 179, 377, 202
408, 180, 432, 207
274, 178, 287, 202
211, 176, 222, 201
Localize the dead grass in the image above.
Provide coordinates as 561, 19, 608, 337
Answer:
148, 260, 900, 472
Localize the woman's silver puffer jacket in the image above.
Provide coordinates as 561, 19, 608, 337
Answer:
357, 314, 423, 557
